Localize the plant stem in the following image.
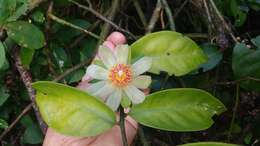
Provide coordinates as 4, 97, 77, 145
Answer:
133, 0, 147, 27
0, 103, 33, 140
146, 0, 162, 33
138, 126, 150, 146
119, 106, 128, 146
48, 13, 100, 39
161, 0, 175, 31
228, 84, 240, 141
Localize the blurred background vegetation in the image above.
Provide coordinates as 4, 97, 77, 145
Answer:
0, 0, 260, 145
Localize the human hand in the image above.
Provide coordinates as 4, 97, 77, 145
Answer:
43, 32, 140, 146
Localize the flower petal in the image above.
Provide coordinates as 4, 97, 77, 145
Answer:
131, 57, 152, 76
86, 65, 109, 80
86, 81, 106, 95
93, 82, 115, 101
106, 89, 122, 111
99, 45, 116, 68
132, 75, 152, 89
115, 45, 129, 64
124, 85, 145, 104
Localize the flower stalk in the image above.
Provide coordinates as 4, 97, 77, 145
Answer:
119, 106, 128, 146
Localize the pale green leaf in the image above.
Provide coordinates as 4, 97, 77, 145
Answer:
129, 88, 226, 131
131, 31, 207, 76
32, 81, 116, 136
5, 21, 45, 50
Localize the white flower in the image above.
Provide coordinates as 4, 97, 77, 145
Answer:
86, 45, 152, 111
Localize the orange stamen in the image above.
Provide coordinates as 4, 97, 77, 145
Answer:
109, 64, 132, 87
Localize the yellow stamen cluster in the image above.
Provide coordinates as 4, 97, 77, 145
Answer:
109, 64, 132, 87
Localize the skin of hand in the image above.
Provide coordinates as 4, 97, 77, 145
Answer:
43, 32, 140, 146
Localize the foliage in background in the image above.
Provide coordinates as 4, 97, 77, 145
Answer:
0, 0, 260, 145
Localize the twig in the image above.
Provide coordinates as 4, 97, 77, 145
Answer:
0, 103, 33, 140
215, 76, 260, 85
184, 33, 208, 39
133, 0, 147, 27
228, 84, 240, 141
208, 0, 238, 43
69, 0, 137, 39
161, 0, 175, 30
28, 0, 47, 10
161, 74, 169, 89
48, 13, 100, 39
146, 0, 162, 33
203, 0, 214, 35
12, 47, 47, 133
53, 58, 93, 82
54, 0, 122, 82
138, 126, 150, 146
173, 0, 189, 18
97, 0, 120, 46
119, 106, 128, 146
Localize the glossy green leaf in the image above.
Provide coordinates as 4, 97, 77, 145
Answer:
251, 35, 260, 48
20, 48, 35, 69
178, 142, 240, 146
6, 0, 28, 22
129, 88, 226, 131
0, 0, 16, 24
0, 41, 6, 69
68, 69, 85, 83
22, 124, 43, 144
131, 31, 207, 76
32, 81, 116, 136
0, 119, 8, 129
5, 21, 45, 50
232, 42, 260, 91
198, 43, 222, 72
0, 87, 9, 106
31, 11, 45, 23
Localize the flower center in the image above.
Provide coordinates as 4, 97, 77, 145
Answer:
109, 64, 132, 87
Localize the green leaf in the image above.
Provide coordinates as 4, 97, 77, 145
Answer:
234, 11, 247, 27
68, 69, 85, 83
22, 124, 43, 144
31, 11, 45, 23
0, 41, 6, 69
0, 87, 9, 106
0, 0, 16, 24
131, 31, 207, 76
20, 48, 35, 69
6, 0, 28, 22
129, 88, 226, 131
251, 35, 260, 48
5, 21, 45, 50
230, 0, 238, 17
232, 42, 260, 91
198, 43, 223, 72
0, 119, 8, 129
32, 81, 116, 136
178, 142, 241, 146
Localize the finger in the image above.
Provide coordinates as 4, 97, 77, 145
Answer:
81, 32, 127, 83
106, 31, 127, 46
